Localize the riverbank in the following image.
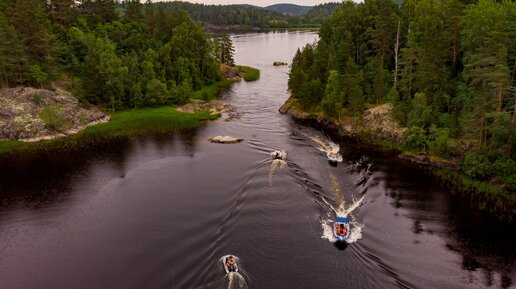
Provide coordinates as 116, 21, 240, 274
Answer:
0, 107, 218, 155
202, 23, 320, 33
0, 65, 260, 155
236, 66, 260, 81
280, 97, 515, 219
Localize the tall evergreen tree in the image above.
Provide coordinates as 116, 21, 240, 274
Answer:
219, 33, 235, 66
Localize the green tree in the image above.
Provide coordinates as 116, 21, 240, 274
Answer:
322, 70, 343, 117
218, 33, 235, 66
125, 0, 143, 23
0, 11, 28, 86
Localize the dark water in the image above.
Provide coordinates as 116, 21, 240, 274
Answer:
0, 32, 514, 289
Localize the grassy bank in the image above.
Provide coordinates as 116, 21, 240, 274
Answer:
264, 27, 320, 31
190, 79, 237, 100
190, 65, 260, 100
236, 66, 260, 81
0, 107, 218, 155
430, 168, 516, 221
0, 65, 260, 155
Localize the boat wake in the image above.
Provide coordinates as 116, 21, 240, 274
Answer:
219, 255, 248, 289
268, 158, 286, 185
320, 196, 364, 244
227, 272, 248, 289
320, 173, 364, 244
301, 132, 343, 162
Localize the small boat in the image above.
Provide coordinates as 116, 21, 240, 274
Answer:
333, 217, 351, 242
222, 255, 239, 274
327, 151, 340, 163
271, 150, 286, 160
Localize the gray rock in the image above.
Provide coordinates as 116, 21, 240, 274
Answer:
273, 61, 288, 66
209, 135, 243, 144
0, 87, 108, 141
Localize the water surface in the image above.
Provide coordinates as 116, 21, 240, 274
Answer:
0, 31, 514, 289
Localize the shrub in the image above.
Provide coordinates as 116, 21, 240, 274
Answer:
429, 125, 455, 157
32, 94, 42, 106
404, 126, 428, 151
461, 151, 493, 179
30, 65, 48, 87
39, 106, 69, 131
494, 158, 516, 189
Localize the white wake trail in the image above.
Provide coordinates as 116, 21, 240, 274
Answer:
301, 132, 343, 162
228, 272, 248, 289
321, 173, 364, 244
268, 159, 286, 185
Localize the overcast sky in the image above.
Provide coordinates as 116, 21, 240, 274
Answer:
169, 0, 341, 7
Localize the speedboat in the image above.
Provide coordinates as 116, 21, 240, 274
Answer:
222, 255, 239, 274
271, 150, 286, 160
327, 151, 340, 163
333, 217, 351, 242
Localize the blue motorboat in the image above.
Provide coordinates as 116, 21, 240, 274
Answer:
333, 217, 351, 242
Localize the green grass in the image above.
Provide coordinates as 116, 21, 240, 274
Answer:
430, 168, 516, 221
236, 66, 260, 81
0, 107, 218, 155
189, 67, 260, 101
264, 27, 320, 31
190, 79, 236, 100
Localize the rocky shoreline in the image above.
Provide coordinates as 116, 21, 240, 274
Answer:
279, 97, 459, 170
0, 87, 109, 142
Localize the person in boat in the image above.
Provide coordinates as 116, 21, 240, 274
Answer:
272, 150, 284, 160
226, 256, 236, 270
335, 223, 347, 237
341, 224, 348, 236
329, 151, 338, 159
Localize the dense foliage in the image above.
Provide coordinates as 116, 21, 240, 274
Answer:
0, 0, 221, 110
289, 0, 516, 189
263, 4, 311, 16
154, 1, 338, 29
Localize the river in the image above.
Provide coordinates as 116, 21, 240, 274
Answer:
0, 31, 514, 289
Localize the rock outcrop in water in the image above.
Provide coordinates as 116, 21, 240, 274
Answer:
177, 99, 241, 122
209, 135, 243, 144
221, 64, 244, 81
0, 87, 109, 142
273, 61, 288, 66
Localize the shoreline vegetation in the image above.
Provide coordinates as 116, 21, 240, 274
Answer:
159, 1, 338, 31
0, 65, 260, 156
280, 97, 516, 220
0, 0, 262, 154
236, 66, 260, 82
285, 0, 515, 218
0, 107, 218, 155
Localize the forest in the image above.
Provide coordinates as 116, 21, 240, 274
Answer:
0, 0, 225, 111
288, 0, 515, 191
156, 1, 340, 28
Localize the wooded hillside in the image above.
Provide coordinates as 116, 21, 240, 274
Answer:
288, 0, 515, 190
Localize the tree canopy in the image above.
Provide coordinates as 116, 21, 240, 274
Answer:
0, 0, 221, 110
289, 0, 516, 189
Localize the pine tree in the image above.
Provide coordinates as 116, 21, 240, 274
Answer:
219, 33, 235, 66
322, 70, 343, 117
125, 0, 143, 23
0, 11, 28, 86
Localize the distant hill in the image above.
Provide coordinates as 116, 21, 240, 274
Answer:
304, 3, 341, 24
264, 4, 312, 16
144, 1, 342, 29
